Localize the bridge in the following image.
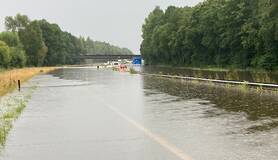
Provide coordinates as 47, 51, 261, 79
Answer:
77, 54, 141, 60
76, 54, 141, 64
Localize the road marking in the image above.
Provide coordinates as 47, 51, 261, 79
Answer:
99, 99, 193, 160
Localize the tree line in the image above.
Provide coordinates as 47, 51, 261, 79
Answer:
84, 37, 133, 55
141, 0, 277, 70
0, 14, 133, 68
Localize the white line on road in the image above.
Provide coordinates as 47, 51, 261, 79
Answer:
98, 99, 193, 160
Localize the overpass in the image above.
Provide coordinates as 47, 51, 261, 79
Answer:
77, 54, 141, 60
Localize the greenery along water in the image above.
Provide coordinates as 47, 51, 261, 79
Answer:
143, 66, 278, 84
143, 75, 278, 134
0, 14, 133, 68
0, 85, 35, 147
141, 0, 278, 70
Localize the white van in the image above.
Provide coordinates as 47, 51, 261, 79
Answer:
112, 62, 119, 66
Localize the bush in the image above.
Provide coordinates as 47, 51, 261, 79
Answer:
0, 32, 27, 68
10, 47, 26, 67
258, 53, 277, 70
0, 41, 11, 67
0, 32, 21, 47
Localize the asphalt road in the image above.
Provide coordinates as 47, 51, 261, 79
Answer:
1, 68, 278, 160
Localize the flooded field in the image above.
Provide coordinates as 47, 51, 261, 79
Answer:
1, 68, 278, 160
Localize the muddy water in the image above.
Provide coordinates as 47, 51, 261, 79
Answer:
1, 68, 278, 160
143, 66, 278, 84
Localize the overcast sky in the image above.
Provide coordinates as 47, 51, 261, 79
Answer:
0, 0, 203, 53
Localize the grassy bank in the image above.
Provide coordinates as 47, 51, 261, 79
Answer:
151, 65, 278, 73
144, 65, 278, 85
0, 86, 35, 147
0, 67, 56, 96
0, 67, 56, 147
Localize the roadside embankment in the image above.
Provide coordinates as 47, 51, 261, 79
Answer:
141, 66, 278, 92
0, 67, 56, 96
143, 66, 278, 84
142, 73, 278, 92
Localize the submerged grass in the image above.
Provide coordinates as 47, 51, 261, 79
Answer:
146, 71, 278, 94
0, 88, 33, 147
0, 67, 56, 96
0, 67, 53, 148
129, 67, 137, 74
154, 64, 278, 73
238, 81, 249, 92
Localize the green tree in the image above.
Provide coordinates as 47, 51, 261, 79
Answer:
2, 13, 133, 67
140, 0, 278, 70
84, 37, 133, 55
0, 41, 11, 67
18, 21, 47, 66
9, 47, 26, 67
38, 20, 67, 65
0, 31, 27, 67
141, 6, 164, 64
63, 32, 85, 64
0, 31, 21, 47
5, 14, 30, 32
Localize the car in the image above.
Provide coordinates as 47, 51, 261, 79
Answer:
112, 62, 119, 66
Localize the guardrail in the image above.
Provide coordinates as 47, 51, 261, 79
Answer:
142, 73, 278, 89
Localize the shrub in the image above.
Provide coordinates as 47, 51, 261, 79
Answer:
0, 41, 11, 67
10, 47, 27, 67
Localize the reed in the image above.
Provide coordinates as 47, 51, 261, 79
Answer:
129, 67, 137, 74
0, 67, 56, 96
238, 81, 249, 92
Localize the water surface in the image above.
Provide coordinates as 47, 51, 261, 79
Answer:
143, 66, 278, 84
1, 68, 278, 160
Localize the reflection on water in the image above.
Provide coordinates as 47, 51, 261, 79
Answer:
48, 68, 278, 159
143, 66, 278, 84
51, 68, 278, 133
141, 75, 278, 159
143, 76, 278, 133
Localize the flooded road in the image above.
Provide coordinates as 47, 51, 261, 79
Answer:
1, 68, 278, 160
143, 66, 278, 84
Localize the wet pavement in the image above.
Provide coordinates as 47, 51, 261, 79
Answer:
1, 68, 278, 160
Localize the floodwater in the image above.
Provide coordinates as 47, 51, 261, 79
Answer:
1, 68, 278, 160
143, 66, 278, 84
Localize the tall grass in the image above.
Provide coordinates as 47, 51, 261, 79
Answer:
0, 84, 37, 147
0, 101, 26, 145
0, 67, 56, 96
129, 67, 137, 74
0, 67, 55, 147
